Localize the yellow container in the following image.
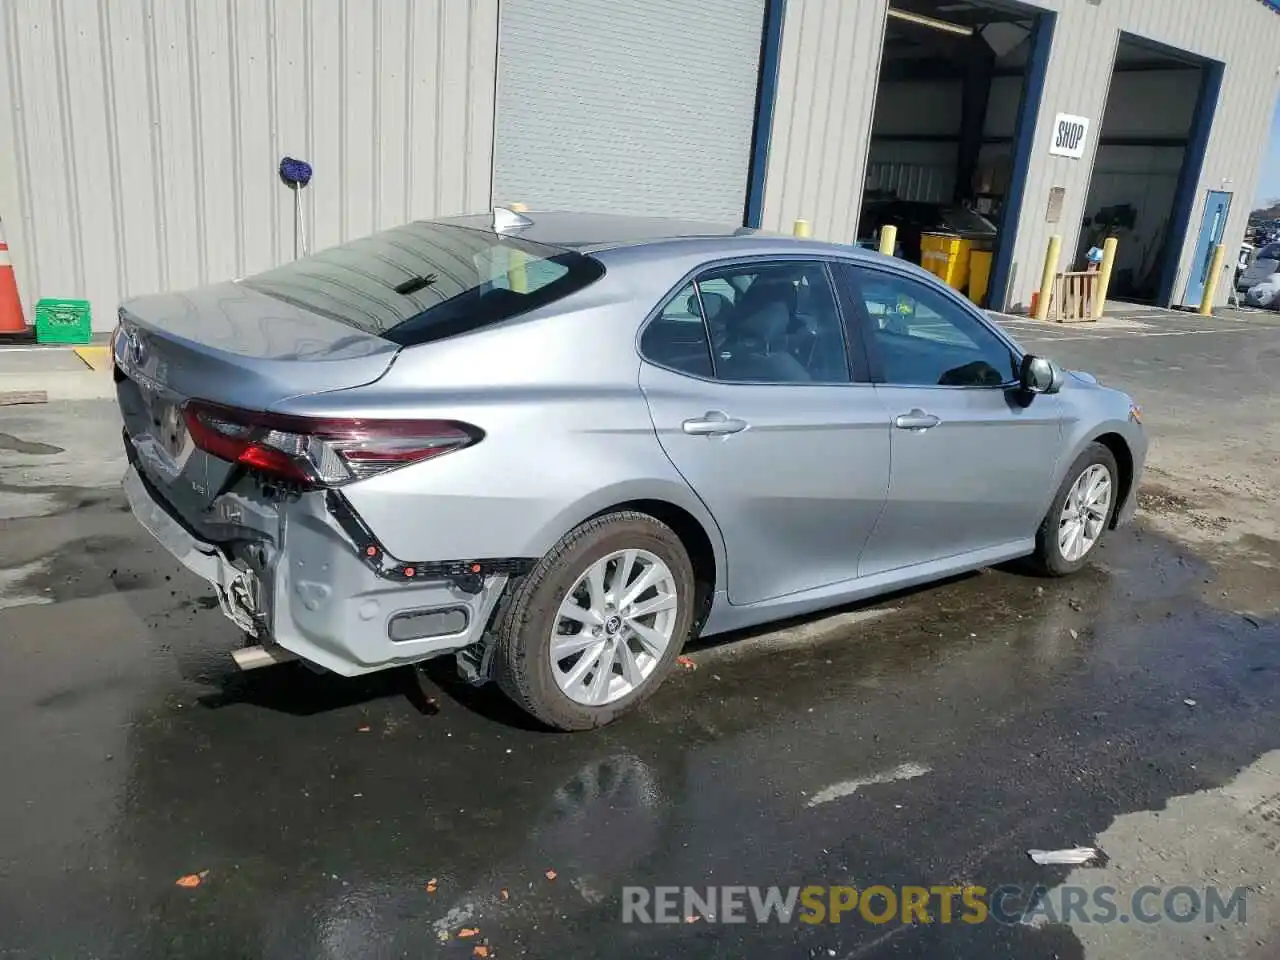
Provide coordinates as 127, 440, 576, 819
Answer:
920, 233, 971, 291
967, 249, 993, 306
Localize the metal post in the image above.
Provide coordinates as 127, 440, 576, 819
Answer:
1035, 234, 1061, 321
1199, 243, 1226, 316
793, 219, 812, 239
1092, 236, 1118, 319
878, 224, 898, 257
506, 202, 530, 293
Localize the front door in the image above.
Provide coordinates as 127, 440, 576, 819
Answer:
638, 259, 890, 605
836, 263, 1064, 577
1183, 190, 1233, 307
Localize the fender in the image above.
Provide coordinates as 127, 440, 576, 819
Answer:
1039, 417, 1143, 524
521, 476, 729, 589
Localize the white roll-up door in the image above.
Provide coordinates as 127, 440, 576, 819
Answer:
493, 0, 767, 223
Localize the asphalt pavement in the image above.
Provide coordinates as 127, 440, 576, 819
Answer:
1, 309, 1278, 959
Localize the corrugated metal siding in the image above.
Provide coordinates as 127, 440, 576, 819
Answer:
492, 0, 766, 221
762, 0, 1280, 309
0, 0, 498, 331
760, 0, 887, 243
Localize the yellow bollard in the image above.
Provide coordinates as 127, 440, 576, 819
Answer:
1199, 243, 1226, 316
1092, 236, 1118, 319
506, 202, 530, 293
1034, 234, 1061, 321
793, 218, 812, 239
878, 224, 898, 257
509, 251, 529, 293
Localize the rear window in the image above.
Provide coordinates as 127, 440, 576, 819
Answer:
241, 222, 604, 345
1257, 243, 1280, 261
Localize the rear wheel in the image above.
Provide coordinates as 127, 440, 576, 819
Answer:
492, 511, 695, 731
1030, 442, 1119, 576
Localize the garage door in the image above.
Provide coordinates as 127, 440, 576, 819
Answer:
492, 0, 767, 223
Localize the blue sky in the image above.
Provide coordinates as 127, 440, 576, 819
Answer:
1257, 101, 1280, 207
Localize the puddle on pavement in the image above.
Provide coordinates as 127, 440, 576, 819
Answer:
5, 505, 1280, 959
0, 432, 64, 455
11, 534, 159, 602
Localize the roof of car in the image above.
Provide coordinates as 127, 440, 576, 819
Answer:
438, 210, 784, 253
435, 209, 909, 277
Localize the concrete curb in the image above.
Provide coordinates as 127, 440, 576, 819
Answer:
0, 369, 115, 403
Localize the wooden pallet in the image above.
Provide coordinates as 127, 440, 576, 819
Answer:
1051, 271, 1099, 323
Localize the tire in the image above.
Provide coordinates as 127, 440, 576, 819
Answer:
491, 511, 696, 731
1029, 442, 1121, 577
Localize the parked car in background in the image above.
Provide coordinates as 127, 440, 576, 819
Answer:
115, 211, 1146, 730
1239, 240, 1280, 292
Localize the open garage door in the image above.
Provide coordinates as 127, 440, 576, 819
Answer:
859, 1, 1046, 310
492, 0, 767, 222
1076, 35, 1218, 306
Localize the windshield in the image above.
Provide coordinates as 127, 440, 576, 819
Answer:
241, 222, 605, 346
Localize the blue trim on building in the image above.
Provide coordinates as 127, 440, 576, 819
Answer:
744, 0, 786, 228
1158, 56, 1225, 306
987, 10, 1055, 311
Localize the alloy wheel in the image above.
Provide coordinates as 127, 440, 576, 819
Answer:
1058, 463, 1113, 562
549, 549, 679, 706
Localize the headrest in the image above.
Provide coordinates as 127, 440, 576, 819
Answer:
736, 275, 797, 317
738, 301, 791, 342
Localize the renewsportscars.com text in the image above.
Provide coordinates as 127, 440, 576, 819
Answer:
621, 884, 1249, 926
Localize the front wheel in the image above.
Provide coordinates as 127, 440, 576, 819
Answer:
1030, 442, 1120, 576
491, 511, 696, 731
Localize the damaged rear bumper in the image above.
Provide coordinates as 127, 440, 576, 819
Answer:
122, 464, 522, 676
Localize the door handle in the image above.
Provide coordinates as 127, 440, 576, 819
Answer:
893, 409, 940, 431
682, 411, 748, 436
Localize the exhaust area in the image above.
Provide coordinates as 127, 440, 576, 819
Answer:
231, 644, 298, 671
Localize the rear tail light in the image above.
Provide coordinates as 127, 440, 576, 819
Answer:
183, 401, 480, 488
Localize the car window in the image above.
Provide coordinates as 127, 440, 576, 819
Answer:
1257, 243, 1280, 261
639, 282, 714, 378
697, 261, 851, 384
242, 221, 604, 346
851, 268, 1017, 387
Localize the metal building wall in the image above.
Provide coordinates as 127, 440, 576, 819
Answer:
761, 0, 1280, 311
760, 0, 888, 245
0, 0, 499, 332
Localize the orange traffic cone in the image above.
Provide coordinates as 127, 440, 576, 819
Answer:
0, 220, 28, 333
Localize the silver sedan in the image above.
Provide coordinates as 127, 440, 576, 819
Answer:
114, 210, 1146, 730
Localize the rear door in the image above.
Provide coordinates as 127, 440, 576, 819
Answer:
835, 263, 1064, 577
639, 258, 890, 605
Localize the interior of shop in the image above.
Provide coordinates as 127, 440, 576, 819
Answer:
859, 0, 1040, 308
1075, 37, 1206, 304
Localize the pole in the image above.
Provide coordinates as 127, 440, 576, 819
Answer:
1091, 236, 1118, 319
1199, 243, 1226, 316
793, 219, 812, 239
507, 202, 529, 293
878, 224, 898, 257
1035, 234, 1061, 321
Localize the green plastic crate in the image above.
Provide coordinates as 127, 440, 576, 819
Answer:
35, 298, 92, 345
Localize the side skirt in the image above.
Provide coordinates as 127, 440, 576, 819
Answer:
699, 540, 1035, 638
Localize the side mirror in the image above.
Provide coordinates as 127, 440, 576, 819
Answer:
1019, 354, 1064, 395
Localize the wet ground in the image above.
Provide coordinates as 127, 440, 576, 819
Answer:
2, 309, 1279, 959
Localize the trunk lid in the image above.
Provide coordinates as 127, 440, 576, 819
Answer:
117, 280, 401, 407
116, 281, 400, 526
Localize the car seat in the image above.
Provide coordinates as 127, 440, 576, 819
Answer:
720, 277, 810, 382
